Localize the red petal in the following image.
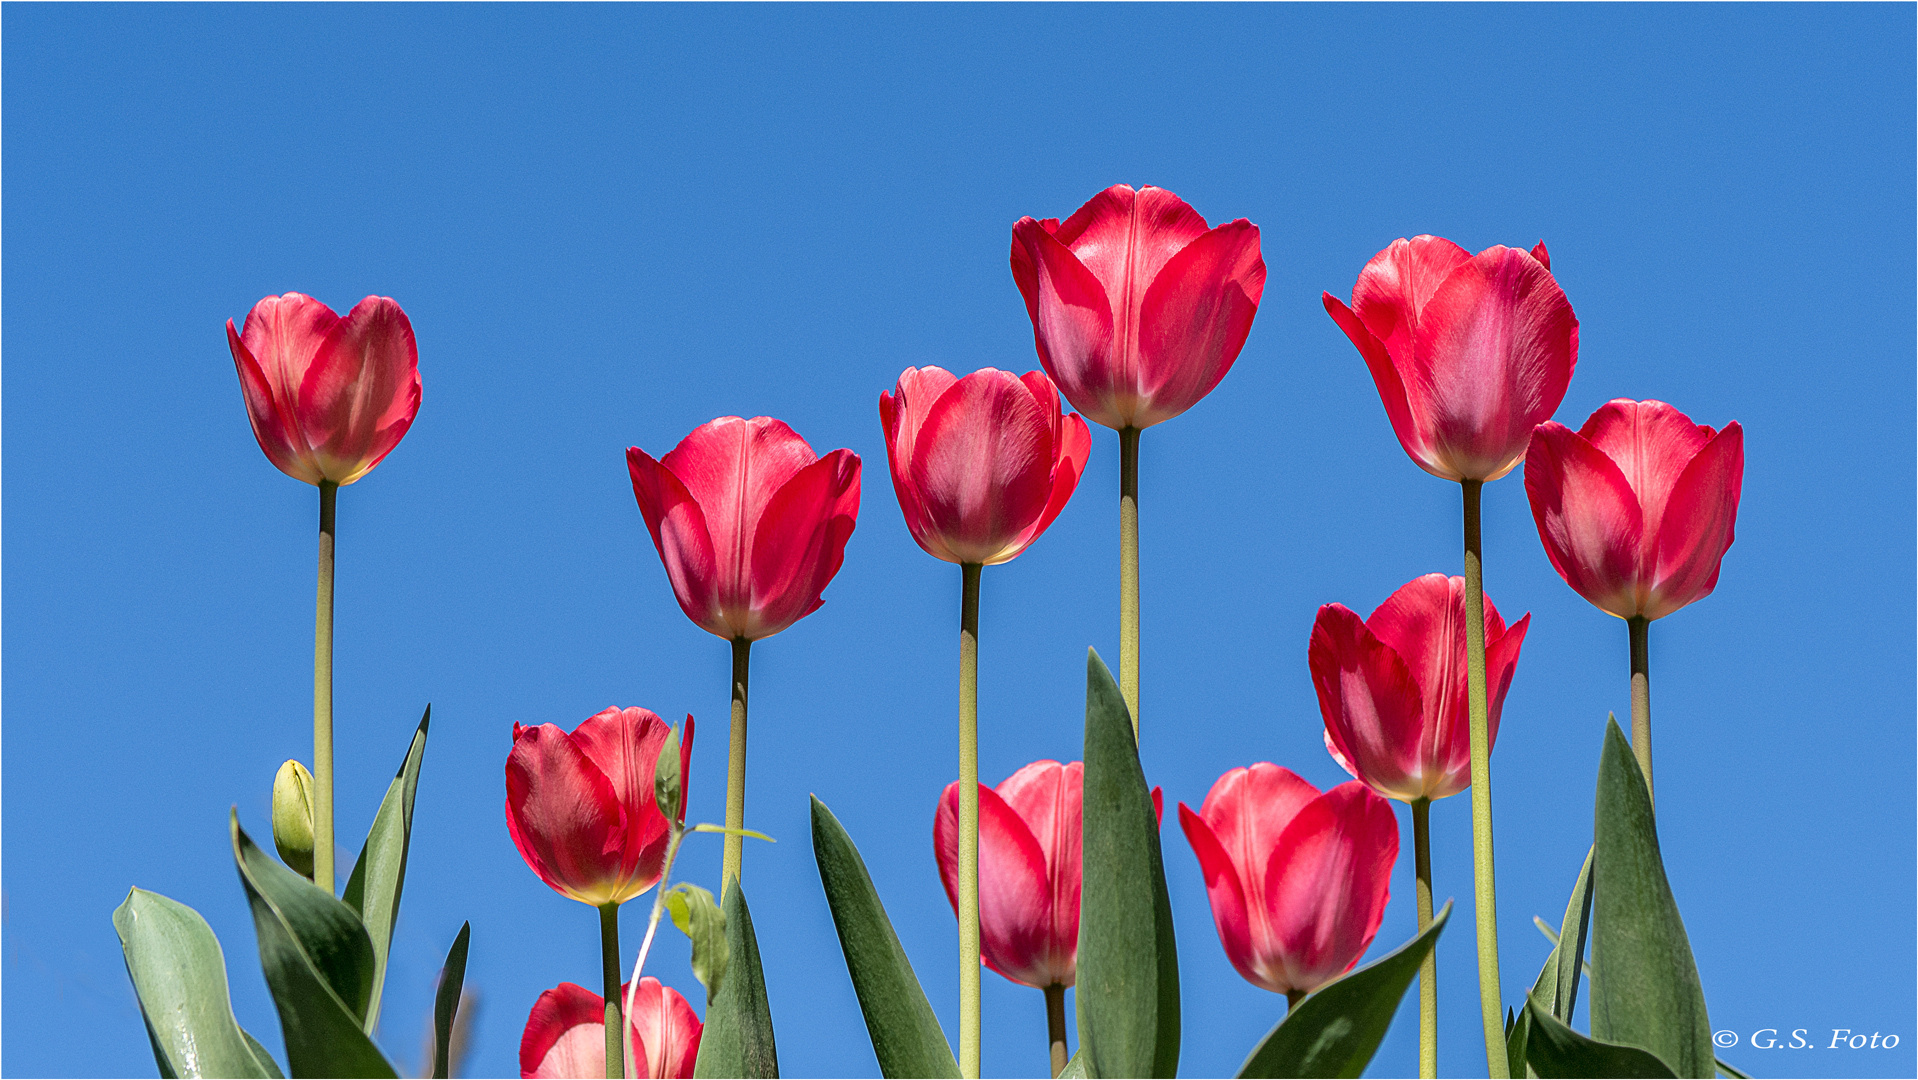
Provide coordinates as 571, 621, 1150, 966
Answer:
521, 982, 607, 1079
1577, 400, 1715, 545
628, 977, 703, 1079
228, 317, 317, 483
996, 760, 1083, 985
1131, 219, 1265, 428
1179, 800, 1267, 992
569, 707, 675, 901
627, 446, 725, 638
1011, 216, 1119, 427
1308, 603, 1428, 801
906, 369, 1054, 565
1484, 614, 1530, 761
881, 368, 961, 558
1261, 782, 1398, 994
935, 780, 1057, 987
298, 296, 421, 485
1324, 293, 1431, 474
1647, 422, 1742, 619
1524, 421, 1646, 618
1349, 236, 1473, 374
239, 292, 339, 413
505, 724, 628, 905
1530, 241, 1551, 270
661, 416, 818, 616
746, 448, 861, 638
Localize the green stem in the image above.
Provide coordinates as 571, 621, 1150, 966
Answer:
1628, 616, 1653, 805
1413, 798, 1437, 1079
1045, 984, 1068, 1078
1118, 426, 1140, 740
313, 481, 337, 895
722, 638, 751, 892
599, 902, 624, 1080
623, 826, 688, 1028
1460, 479, 1508, 1078
958, 562, 983, 1079
1285, 989, 1305, 1012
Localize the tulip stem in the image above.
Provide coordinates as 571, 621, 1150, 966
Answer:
1045, 985, 1069, 1077
313, 481, 337, 895
1460, 479, 1508, 1079
1628, 616, 1653, 804
1412, 798, 1437, 1079
599, 902, 625, 1080
958, 562, 983, 1080
1285, 989, 1305, 1011
622, 825, 688, 1058
1118, 426, 1140, 740
722, 638, 751, 892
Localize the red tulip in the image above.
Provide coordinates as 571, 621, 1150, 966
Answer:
627, 417, 861, 642
1309, 575, 1530, 803
880, 367, 1091, 565
1525, 399, 1743, 621
1011, 184, 1265, 431
1179, 766, 1397, 996
1323, 237, 1578, 482
520, 978, 702, 1079
506, 708, 692, 907
226, 292, 422, 486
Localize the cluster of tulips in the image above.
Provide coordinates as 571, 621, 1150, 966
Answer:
113, 183, 1744, 1080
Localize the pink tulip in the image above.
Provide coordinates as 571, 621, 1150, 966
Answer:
226, 292, 421, 486
1525, 399, 1744, 621
1309, 575, 1530, 803
1323, 237, 1578, 482
520, 978, 702, 1079
1178, 766, 1397, 997
1011, 184, 1265, 431
505, 708, 692, 907
880, 366, 1091, 565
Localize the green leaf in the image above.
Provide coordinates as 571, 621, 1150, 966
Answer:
655, 725, 684, 821
1077, 649, 1179, 1079
1524, 994, 1676, 1078
1506, 1006, 1531, 1080
230, 811, 397, 1078
429, 923, 470, 1080
1590, 717, 1713, 1078
1714, 1056, 1752, 1078
692, 823, 776, 842
1057, 1049, 1088, 1078
666, 882, 731, 1004
809, 796, 958, 1079
341, 707, 429, 1032
692, 879, 778, 1078
1235, 900, 1452, 1079
1527, 847, 1595, 1026
113, 888, 279, 1079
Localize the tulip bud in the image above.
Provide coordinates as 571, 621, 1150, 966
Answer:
272, 760, 316, 879
654, 726, 683, 823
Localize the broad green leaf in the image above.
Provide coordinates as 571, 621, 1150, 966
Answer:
1590, 718, 1712, 1078
430, 923, 470, 1080
655, 725, 684, 821
810, 797, 958, 1079
1235, 900, 1452, 1079
113, 888, 279, 1079
1077, 649, 1178, 1079
341, 707, 429, 1032
1714, 1056, 1752, 1078
692, 879, 778, 1078
231, 811, 397, 1078
1524, 994, 1676, 1078
1527, 847, 1595, 1027
666, 882, 731, 1004
1057, 1049, 1088, 1078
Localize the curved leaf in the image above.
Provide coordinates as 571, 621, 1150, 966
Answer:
1525, 994, 1675, 1078
430, 923, 470, 1080
342, 706, 430, 1031
666, 882, 730, 1003
113, 888, 278, 1079
693, 879, 778, 1078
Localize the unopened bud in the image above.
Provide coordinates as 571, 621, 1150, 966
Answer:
272, 760, 316, 879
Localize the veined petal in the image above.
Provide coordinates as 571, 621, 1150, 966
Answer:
936, 781, 1055, 987
521, 982, 609, 1079
1324, 292, 1438, 476
228, 318, 321, 484
1308, 603, 1429, 801
1011, 217, 1120, 427
1525, 422, 1646, 618
627, 447, 726, 638
1262, 782, 1397, 994
505, 724, 627, 905
907, 370, 1054, 564
628, 977, 703, 1079
239, 291, 339, 413
299, 296, 421, 486
662, 416, 818, 609
881, 368, 961, 557
1349, 236, 1473, 372
1132, 219, 1265, 428
746, 448, 862, 638
1481, 613, 1530, 785
996, 760, 1083, 985
1578, 400, 1714, 542
1647, 422, 1743, 620
1179, 801, 1269, 992
569, 707, 675, 901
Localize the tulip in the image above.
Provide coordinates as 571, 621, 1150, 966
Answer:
627, 416, 860, 891
270, 760, 316, 880
880, 366, 1090, 566
1525, 398, 1744, 799
520, 979, 702, 1080
1178, 766, 1397, 1002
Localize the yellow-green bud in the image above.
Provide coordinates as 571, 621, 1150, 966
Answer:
272, 760, 316, 880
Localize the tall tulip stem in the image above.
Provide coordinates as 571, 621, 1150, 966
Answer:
1460, 479, 1508, 1078
1045, 985, 1069, 1078
599, 902, 624, 1080
312, 481, 337, 895
958, 562, 983, 1079
723, 638, 751, 891
1118, 426, 1141, 738
1412, 798, 1437, 1079
1628, 616, 1653, 803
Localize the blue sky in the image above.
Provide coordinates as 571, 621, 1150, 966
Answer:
4, 4, 1912, 1078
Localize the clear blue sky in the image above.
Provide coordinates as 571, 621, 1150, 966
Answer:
5, 5, 1912, 1078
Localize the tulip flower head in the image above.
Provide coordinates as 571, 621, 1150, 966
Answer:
505, 708, 692, 907
628, 417, 861, 642
1011, 184, 1266, 431
1324, 237, 1578, 483
1525, 399, 1743, 622
226, 292, 422, 486
1310, 575, 1530, 803
935, 762, 1078, 988
880, 366, 1091, 566
520, 978, 702, 1080
1179, 766, 1398, 997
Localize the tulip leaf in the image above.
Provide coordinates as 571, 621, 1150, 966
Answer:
1524, 993, 1676, 1078
810, 796, 959, 1079
1506, 1007, 1532, 1080
1527, 847, 1595, 1027
655, 725, 684, 821
1077, 648, 1179, 1079
429, 922, 470, 1080
692, 879, 778, 1078
113, 887, 281, 1079
1715, 1056, 1752, 1078
1235, 899, 1451, 1079
230, 811, 397, 1078
1057, 1049, 1088, 1079
1590, 718, 1713, 1078
341, 706, 429, 1032
666, 882, 731, 1004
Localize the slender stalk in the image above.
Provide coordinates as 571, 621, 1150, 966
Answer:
1044, 985, 1068, 1078
1118, 426, 1141, 739
1628, 616, 1653, 804
1285, 989, 1305, 1012
722, 638, 751, 892
313, 481, 337, 894
958, 562, 984, 1079
1460, 479, 1508, 1078
599, 902, 624, 1080
623, 827, 689, 1035
1412, 798, 1437, 1079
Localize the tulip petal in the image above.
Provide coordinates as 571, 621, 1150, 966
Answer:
661, 416, 819, 613
935, 781, 1055, 987
1132, 219, 1265, 428
907, 371, 1054, 565
1011, 218, 1119, 426
1178, 801, 1267, 992
1647, 422, 1742, 620
1309, 603, 1430, 801
627, 447, 726, 637
1530, 241, 1551, 270
629, 977, 704, 1080
881, 368, 961, 558
1484, 614, 1530, 757
228, 317, 321, 484
569, 707, 675, 899
521, 982, 608, 1079
1525, 422, 1646, 619
1262, 782, 1398, 994
996, 760, 1083, 985
299, 297, 421, 485
747, 448, 861, 637
1325, 293, 1432, 473
1349, 236, 1473, 374
239, 292, 339, 411
1577, 400, 1715, 543
506, 724, 628, 906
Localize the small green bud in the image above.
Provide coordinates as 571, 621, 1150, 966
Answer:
654, 726, 684, 822
272, 759, 316, 879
